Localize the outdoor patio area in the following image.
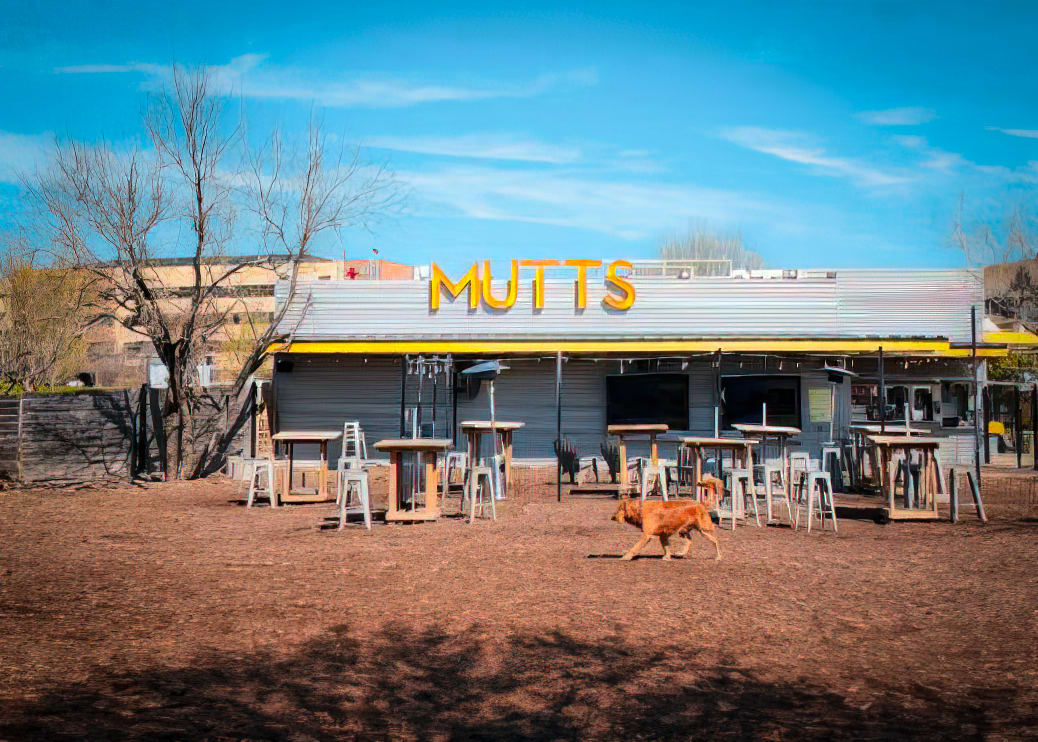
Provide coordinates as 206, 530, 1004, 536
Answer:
1, 476, 1035, 739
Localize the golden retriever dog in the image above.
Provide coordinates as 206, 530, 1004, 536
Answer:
611, 482, 722, 562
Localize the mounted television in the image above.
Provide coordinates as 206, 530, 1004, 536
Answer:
606, 373, 689, 431
721, 375, 801, 429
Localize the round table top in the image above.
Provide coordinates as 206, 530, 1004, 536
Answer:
459, 420, 525, 431
608, 424, 669, 435
374, 438, 453, 452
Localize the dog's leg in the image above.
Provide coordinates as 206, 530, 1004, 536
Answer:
660, 533, 674, 560
700, 528, 722, 561
673, 536, 692, 557
622, 534, 652, 561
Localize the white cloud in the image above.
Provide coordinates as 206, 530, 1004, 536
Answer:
397, 164, 780, 240
55, 54, 597, 108
988, 127, 1038, 139
856, 107, 937, 126
366, 133, 580, 163
719, 127, 910, 188
891, 135, 965, 171
0, 130, 51, 183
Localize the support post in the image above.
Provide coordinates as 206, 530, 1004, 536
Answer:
878, 346, 886, 434
966, 469, 987, 522
555, 351, 562, 503
983, 386, 991, 464
1032, 383, 1037, 471
399, 354, 408, 438
715, 348, 722, 437
971, 306, 981, 493
949, 468, 958, 523
451, 361, 459, 449
1015, 383, 1023, 469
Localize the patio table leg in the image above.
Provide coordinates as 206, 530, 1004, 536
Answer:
617, 438, 628, 493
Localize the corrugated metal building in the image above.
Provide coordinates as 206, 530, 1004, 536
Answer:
270, 264, 1001, 469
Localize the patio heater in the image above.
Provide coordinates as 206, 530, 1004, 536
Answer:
460, 360, 509, 498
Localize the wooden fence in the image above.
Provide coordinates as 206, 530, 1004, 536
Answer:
0, 387, 251, 484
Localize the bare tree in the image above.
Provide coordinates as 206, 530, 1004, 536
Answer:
659, 227, 765, 274
185, 115, 397, 477
950, 193, 1037, 266
29, 65, 396, 479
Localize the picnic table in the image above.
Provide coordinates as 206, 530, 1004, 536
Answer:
374, 438, 452, 522
867, 435, 943, 520
731, 423, 802, 522
607, 424, 669, 493
271, 430, 342, 503
459, 420, 525, 492
675, 437, 759, 517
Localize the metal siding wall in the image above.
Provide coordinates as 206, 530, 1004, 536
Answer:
275, 355, 402, 462
273, 354, 981, 466
835, 269, 983, 343
276, 269, 982, 342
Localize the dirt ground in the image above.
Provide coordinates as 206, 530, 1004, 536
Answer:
1, 474, 1036, 741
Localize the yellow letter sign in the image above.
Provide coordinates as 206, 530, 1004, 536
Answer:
430, 262, 479, 310
602, 260, 636, 310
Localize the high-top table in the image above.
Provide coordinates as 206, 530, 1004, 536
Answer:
271, 430, 342, 503
459, 421, 525, 493
848, 424, 928, 488
676, 437, 759, 517
607, 424, 669, 493
374, 438, 452, 522
731, 423, 802, 522
867, 435, 942, 521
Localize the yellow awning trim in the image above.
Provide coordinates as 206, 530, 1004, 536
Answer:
942, 348, 1008, 357
269, 338, 968, 355
984, 331, 1038, 345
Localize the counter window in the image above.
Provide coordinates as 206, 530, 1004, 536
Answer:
606, 373, 689, 431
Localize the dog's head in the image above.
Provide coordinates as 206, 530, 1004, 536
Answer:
611, 498, 635, 524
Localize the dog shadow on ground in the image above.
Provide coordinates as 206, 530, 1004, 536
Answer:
1, 622, 1028, 740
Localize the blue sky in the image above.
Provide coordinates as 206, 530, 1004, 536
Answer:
1, 1, 1036, 271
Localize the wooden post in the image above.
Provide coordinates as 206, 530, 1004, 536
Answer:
555, 351, 562, 502
136, 385, 149, 476
966, 469, 987, 522
148, 386, 167, 478
1015, 383, 1023, 469
16, 396, 24, 483
949, 468, 958, 523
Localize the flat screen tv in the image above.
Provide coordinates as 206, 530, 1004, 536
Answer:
606, 373, 689, 431
721, 374, 801, 429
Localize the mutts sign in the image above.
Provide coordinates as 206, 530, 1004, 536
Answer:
430, 259, 635, 311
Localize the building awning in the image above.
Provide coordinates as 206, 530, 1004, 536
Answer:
270, 338, 1009, 356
